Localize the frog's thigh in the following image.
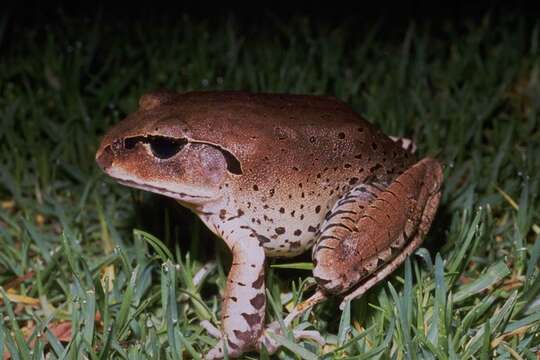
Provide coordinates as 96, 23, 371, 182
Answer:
312, 157, 442, 294
206, 237, 266, 359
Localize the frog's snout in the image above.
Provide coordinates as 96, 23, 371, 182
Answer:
95, 143, 114, 171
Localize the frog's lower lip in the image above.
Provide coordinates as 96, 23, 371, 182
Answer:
113, 178, 211, 200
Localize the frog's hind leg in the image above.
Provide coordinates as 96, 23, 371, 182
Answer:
312, 157, 442, 297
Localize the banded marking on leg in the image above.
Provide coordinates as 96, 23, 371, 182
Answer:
312, 184, 382, 260
313, 158, 443, 296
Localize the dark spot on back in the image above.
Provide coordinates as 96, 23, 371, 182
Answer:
294, 229, 302, 236
275, 227, 285, 234
338, 132, 345, 139
315, 205, 321, 214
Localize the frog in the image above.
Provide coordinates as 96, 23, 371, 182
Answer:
95, 90, 443, 359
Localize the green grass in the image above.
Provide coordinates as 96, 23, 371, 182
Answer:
1, 13, 540, 359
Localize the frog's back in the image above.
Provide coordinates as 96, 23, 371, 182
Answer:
172, 91, 364, 134
169, 91, 411, 178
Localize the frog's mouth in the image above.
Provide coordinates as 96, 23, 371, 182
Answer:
113, 177, 212, 201
96, 148, 214, 201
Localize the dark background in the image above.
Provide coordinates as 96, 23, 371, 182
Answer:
5, 1, 539, 32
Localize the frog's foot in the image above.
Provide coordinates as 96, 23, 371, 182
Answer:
180, 261, 217, 304
201, 320, 222, 339
283, 289, 328, 326
205, 322, 324, 359
193, 261, 217, 287
390, 136, 417, 154
259, 321, 325, 354
312, 157, 443, 296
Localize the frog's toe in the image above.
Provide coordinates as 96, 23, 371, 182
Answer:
293, 329, 325, 346
205, 338, 244, 360
258, 321, 325, 354
205, 342, 224, 360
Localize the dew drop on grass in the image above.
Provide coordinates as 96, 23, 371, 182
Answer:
202, 79, 209, 87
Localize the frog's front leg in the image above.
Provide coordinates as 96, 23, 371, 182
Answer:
312, 157, 443, 296
206, 235, 266, 359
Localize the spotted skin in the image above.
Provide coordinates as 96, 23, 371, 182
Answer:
205, 230, 266, 358
95, 91, 444, 359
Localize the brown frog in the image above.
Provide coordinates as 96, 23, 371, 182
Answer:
96, 90, 443, 359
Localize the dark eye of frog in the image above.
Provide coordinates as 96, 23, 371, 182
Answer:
147, 136, 188, 159
122, 135, 243, 174
124, 135, 188, 159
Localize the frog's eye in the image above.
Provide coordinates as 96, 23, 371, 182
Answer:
147, 136, 188, 159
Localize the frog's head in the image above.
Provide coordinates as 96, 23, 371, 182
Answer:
95, 90, 243, 204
